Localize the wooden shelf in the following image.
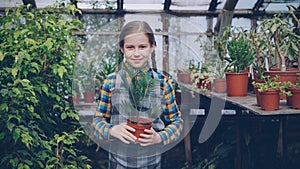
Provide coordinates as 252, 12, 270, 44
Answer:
178, 82, 300, 116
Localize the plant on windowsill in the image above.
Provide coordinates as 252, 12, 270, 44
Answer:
119, 65, 162, 138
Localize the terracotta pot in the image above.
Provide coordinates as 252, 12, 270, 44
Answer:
265, 70, 300, 100
83, 91, 95, 103
226, 72, 249, 97
253, 79, 265, 106
260, 89, 280, 111
213, 78, 226, 93
177, 72, 192, 84
127, 117, 152, 138
289, 88, 300, 109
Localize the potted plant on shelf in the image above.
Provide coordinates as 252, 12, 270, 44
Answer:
119, 66, 162, 138
260, 13, 300, 87
76, 49, 98, 103
284, 73, 300, 109
252, 76, 283, 111
224, 28, 254, 97
177, 59, 194, 84
191, 61, 213, 92
211, 58, 227, 93
95, 51, 120, 94
69, 79, 81, 104
246, 29, 268, 105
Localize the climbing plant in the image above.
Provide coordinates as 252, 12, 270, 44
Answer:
0, 3, 91, 169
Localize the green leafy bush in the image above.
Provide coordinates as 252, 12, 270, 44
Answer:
226, 37, 254, 73
0, 4, 91, 169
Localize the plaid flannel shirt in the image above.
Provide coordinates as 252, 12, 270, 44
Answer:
92, 63, 183, 145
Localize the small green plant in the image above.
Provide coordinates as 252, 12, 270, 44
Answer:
252, 75, 285, 93
96, 52, 119, 83
120, 66, 162, 121
211, 59, 227, 79
226, 37, 254, 73
281, 73, 300, 93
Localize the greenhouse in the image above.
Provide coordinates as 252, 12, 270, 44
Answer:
1, 0, 300, 169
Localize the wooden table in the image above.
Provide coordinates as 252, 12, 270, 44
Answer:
178, 82, 300, 169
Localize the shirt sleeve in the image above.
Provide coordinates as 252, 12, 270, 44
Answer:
92, 77, 114, 140
158, 77, 184, 145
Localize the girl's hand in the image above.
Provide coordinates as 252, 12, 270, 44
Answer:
109, 122, 137, 144
138, 128, 162, 146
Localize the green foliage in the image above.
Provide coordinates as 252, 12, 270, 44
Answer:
260, 14, 300, 70
120, 65, 161, 120
76, 48, 98, 92
0, 4, 91, 169
247, 29, 267, 80
96, 49, 121, 83
252, 76, 283, 93
226, 37, 254, 73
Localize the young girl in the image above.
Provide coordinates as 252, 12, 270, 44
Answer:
92, 20, 183, 169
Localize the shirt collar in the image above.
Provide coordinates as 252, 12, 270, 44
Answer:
123, 61, 150, 74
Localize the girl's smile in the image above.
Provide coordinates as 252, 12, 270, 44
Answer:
121, 33, 155, 69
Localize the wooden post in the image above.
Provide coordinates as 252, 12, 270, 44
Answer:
162, 15, 170, 74
214, 0, 238, 36
117, 0, 124, 11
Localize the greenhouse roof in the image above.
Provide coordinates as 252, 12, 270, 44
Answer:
1, 0, 299, 12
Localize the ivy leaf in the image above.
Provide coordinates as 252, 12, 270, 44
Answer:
42, 85, 49, 95
57, 66, 67, 79
13, 127, 21, 142
11, 68, 18, 78
61, 112, 67, 120
0, 132, 6, 140
44, 38, 53, 50
25, 38, 37, 46
0, 51, 4, 61
0, 103, 8, 112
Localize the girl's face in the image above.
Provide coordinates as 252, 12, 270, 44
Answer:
121, 33, 155, 69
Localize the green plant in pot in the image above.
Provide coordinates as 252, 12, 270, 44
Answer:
95, 50, 120, 94
252, 76, 283, 111
224, 28, 254, 97
119, 66, 162, 138
96, 51, 120, 83
261, 14, 300, 72
76, 48, 98, 103
191, 61, 214, 92
213, 62, 227, 93
283, 73, 300, 109
260, 13, 300, 89
247, 28, 268, 80
177, 59, 195, 84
